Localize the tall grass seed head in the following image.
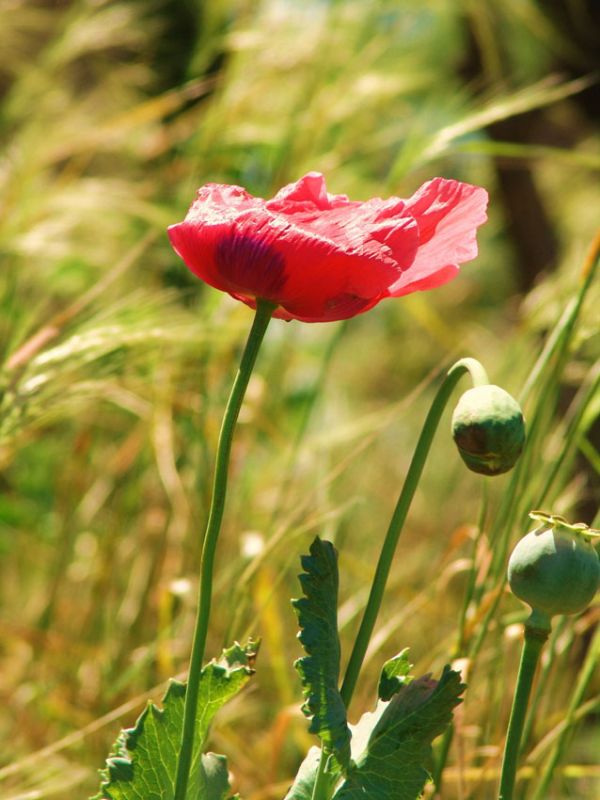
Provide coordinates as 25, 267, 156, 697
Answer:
508, 511, 600, 618
451, 384, 525, 475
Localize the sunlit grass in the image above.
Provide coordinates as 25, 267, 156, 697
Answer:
0, 1, 598, 798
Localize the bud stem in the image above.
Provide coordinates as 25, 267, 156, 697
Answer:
340, 358, 489, 708
458, 356, 490, 388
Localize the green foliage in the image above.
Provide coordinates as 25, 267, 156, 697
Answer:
292, 537, 351, 770
286, 648, 462, 800
94, 642, 257, 800
335, 667, 464, 800
377, 649, 413, 702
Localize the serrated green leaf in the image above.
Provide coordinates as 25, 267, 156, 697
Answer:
334, 666, 464, 800
94, 641, 257, 800
282, 746, 321, 800
377, 648, 412, 701
291, 537, 351, 769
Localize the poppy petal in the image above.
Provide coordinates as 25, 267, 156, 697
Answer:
388, 178, 488, 296
169, 173, 488, 322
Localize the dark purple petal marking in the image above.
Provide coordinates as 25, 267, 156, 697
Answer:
215, 231, 287, 298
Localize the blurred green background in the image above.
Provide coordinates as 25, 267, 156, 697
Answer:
0, 1, 599, 798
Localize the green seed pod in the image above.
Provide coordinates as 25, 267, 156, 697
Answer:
508, 511, 600, 618
451, 384, 525, 476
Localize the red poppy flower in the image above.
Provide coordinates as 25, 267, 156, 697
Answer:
168, 172, 488, 323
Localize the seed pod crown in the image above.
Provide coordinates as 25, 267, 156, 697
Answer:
508, 511, 600, 619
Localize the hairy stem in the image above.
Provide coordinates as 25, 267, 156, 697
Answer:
173, 300, 275, 800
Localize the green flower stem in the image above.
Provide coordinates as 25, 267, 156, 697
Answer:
173, 300, 275, 800
520, 617, 566, 752
498, 612, 551, 800
340, 357, 489, 708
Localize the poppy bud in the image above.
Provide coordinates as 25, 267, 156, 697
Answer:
508, 512, 600, 618
451, 385, 525, 475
